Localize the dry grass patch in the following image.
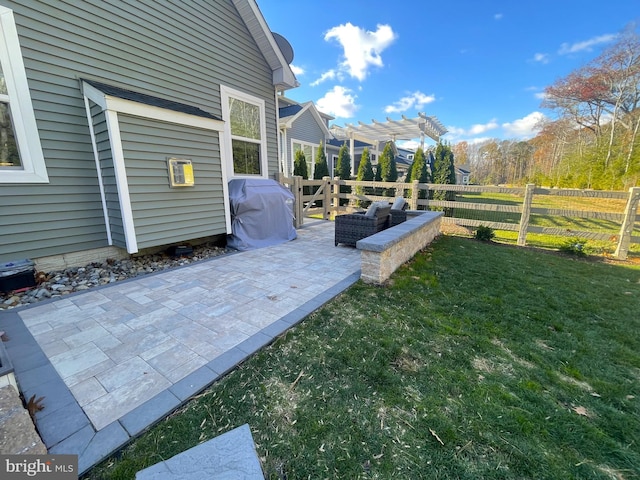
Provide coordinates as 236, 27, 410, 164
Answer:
86, 236, 640, 480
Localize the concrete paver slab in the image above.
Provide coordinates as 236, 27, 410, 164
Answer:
0, 221, 360, 475
135, 424, 264, 480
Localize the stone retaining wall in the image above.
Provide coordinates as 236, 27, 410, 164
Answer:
356, 211, 443, 284
0, 385, 47, 454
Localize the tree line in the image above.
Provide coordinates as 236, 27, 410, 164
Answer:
292, 141, 456, 207
460, 26, 640, 190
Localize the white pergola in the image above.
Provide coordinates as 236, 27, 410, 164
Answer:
329, 113, 447, 173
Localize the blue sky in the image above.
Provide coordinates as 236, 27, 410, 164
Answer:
258, 0, 639, 147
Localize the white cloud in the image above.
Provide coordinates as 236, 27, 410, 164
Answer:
469, 119, 499, 135
324, 23, 397, 81
310, 69, 338, 87
397, 140, 420, 150
533, 53, 549, 64
558, 33, 617, 55
502, 111, 546, 138
385, 91, 435, 113
290, 64, 304, 76
494, 13, 503, 20
445, 126, 467, 138
446, 120, 499, 140
467, 137, 493, 145
316, 86, 359, 118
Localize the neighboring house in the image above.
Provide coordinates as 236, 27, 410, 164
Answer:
0, 0, 297, 268
395, 145, 416, 180
277, 96, 333, 178
456, 166, 472, 185
326, 138, 379, 177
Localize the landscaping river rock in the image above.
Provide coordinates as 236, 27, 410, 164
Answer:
0, 243, 229, 310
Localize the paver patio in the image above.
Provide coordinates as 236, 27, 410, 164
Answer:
0, 220, 360, 474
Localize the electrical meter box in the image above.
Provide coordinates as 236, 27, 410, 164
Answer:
168, 157, 195, 187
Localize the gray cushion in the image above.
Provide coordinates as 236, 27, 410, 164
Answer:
364, 202, 379, 217
391, 196, 406, 210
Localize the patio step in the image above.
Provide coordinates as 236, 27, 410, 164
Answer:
135, 424, 263, 479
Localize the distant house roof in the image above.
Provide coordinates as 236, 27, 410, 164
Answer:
82, 79, 221, 120
278, 100, 332, 138
327, 137, 373, 149
278, 104, 303, 120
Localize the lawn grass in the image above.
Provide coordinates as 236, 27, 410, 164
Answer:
87, 236, 640, 480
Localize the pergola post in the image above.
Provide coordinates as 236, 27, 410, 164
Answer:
349, 135, 355, 176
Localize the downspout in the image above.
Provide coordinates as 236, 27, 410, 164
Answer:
274, 89, 283, 178
281, 127, 289, 177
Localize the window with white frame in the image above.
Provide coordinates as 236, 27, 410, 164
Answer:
0, 6, 47, 183
292, 140, 316, 178
221, 86, 267, 177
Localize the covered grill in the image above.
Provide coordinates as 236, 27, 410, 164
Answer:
227, 179, 296, 251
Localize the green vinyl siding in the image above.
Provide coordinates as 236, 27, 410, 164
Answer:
119, 115, 226, 249
0, 0, 280, 263
90, 104, 126, 250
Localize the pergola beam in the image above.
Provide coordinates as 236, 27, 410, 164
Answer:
331, 113, 447, 147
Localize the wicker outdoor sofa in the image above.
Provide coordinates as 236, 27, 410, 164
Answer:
334, 197, 409, 247
334, 203, 392, 247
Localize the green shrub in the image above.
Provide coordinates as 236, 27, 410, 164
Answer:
559, 237, 587, 256
336, 144, 351, 206
355, 147, 374, 207
475, 225, 495, 241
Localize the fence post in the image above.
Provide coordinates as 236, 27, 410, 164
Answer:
410, 180, 419, 210
517, 184, 536, 246
322, 176, 332, 220
292, 175, 303, 228
614, 187, 640, 260
333, 176, 341, 214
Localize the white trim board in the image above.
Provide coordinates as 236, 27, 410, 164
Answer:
82, 81, 231, 253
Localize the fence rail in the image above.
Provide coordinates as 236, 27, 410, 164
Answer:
276, 174, 640, 260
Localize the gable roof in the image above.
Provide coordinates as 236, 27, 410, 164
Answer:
279, 104, 303, 120
233, 0, 298, 90
279, 101, 332, 138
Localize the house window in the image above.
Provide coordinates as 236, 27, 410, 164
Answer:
292, 141, 315, 177
221, 86, 267, 177
0, 7, 48, 183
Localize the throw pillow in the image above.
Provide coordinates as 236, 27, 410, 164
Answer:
364, 202, 379, 218
391, 196, 406, 210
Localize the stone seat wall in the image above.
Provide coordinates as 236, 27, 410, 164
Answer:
356, 211, 443, 284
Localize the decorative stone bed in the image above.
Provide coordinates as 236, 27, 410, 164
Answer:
356, 211, 443, 284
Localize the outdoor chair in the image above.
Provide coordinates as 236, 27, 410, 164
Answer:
334, 202, 392, 246
389, 196, 408, 226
